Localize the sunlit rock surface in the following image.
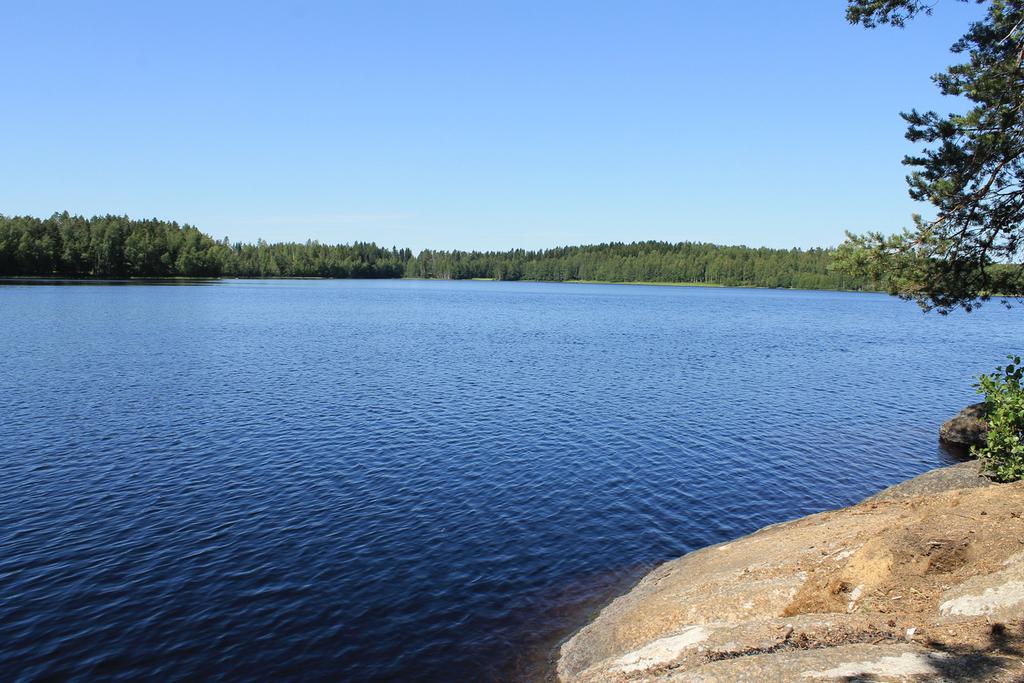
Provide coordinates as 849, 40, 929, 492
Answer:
558, 461, 1024, 682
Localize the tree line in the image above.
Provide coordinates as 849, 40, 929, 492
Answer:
406, 242, 873, 290
0, 213, 408, 278
0, 212, 877, 291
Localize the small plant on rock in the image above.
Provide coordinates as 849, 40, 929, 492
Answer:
973, 355, 1024, 482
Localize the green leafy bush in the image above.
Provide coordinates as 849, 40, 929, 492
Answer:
972, 355, 1024, 482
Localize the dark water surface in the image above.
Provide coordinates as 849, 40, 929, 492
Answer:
1, 279, 1020, 681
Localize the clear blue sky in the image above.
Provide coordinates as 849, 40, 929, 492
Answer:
1, 1, 987, 251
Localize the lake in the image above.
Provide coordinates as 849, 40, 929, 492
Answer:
0, 279, 1020, 681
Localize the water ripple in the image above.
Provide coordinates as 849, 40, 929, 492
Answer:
0, 280, 1020, 681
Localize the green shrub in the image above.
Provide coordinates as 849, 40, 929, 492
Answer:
972, 355, 1024, 482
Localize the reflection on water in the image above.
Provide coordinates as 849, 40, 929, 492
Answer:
0, 277, 220, 286
938, 439, 977, 464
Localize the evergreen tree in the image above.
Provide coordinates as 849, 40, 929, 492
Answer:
835, 0, 1024, 312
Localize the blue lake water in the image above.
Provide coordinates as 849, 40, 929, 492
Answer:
1, 279, 1021, 681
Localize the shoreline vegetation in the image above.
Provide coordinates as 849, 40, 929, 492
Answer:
0, 212, 879, 293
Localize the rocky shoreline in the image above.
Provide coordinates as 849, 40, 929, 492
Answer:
556, 459, 1024, 682
938, 403, 989, 449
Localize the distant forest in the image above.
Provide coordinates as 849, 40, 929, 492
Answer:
0, 212, 876, 291
0, 213, 408, 279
